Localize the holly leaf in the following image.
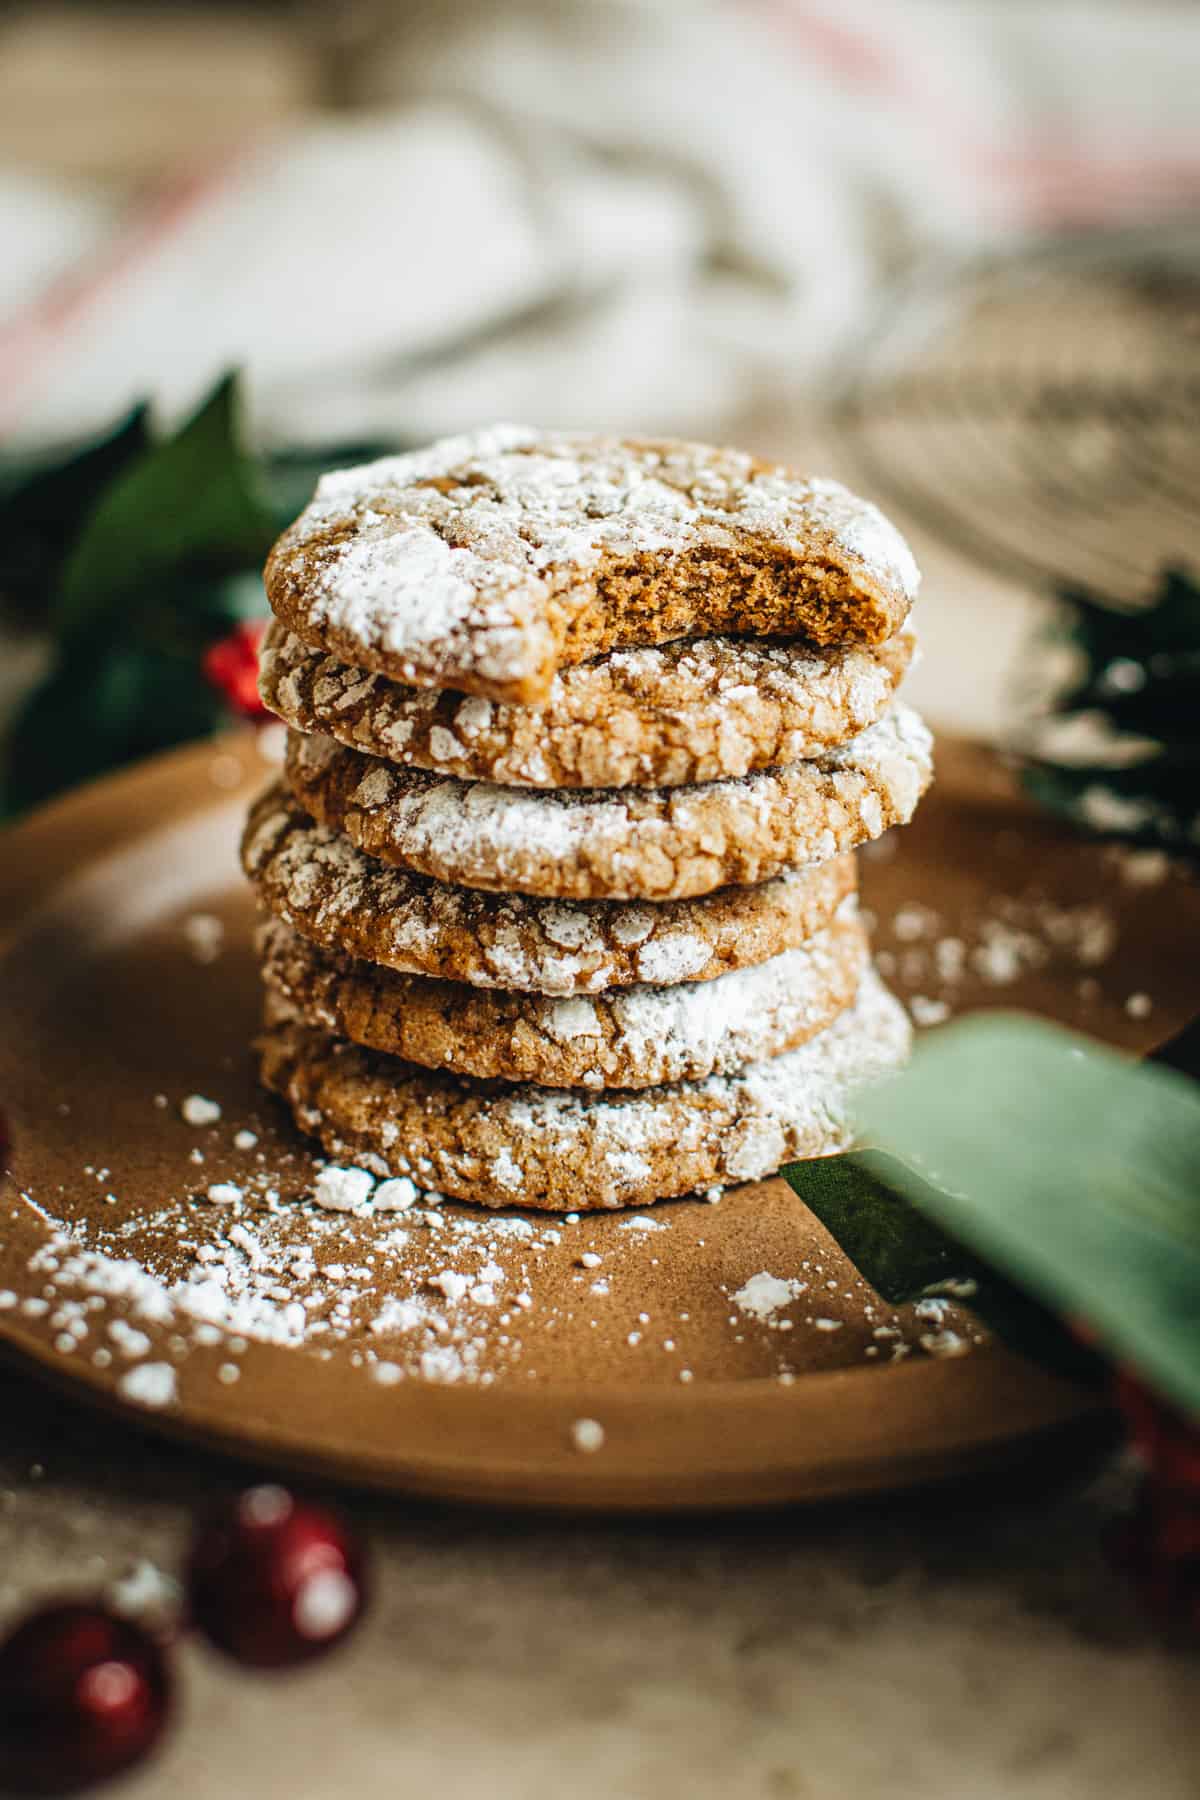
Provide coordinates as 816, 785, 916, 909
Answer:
781, 1152, 1103, 1387
1022, 756, 1200, 851
853, 1015, 1200, 1418
54, 374, 275, 638
1021, 567, 1200, 853
0, 405, 151, 629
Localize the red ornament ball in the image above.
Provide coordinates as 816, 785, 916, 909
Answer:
0, 1604, 170, 1795
186, 1485, 366, 1668
201, 619, 271, 722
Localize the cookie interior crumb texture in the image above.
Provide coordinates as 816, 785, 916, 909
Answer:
264, 428, 920, 704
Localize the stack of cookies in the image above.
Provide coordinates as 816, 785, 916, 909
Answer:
241, 427, 932, 1212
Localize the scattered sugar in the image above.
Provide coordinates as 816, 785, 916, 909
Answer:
373, 1178, 419, 1212
732, 1272, 805, 1321
118, 1362, 177, 1409
920, 1330, 970, 1359
181, 1095, 221, 1126
909, 995, 950, 1027
313, 1166, 376, 1212
182, 913, 224, 964
571, 1418, 606, 1455
205, 1183, 244, 1206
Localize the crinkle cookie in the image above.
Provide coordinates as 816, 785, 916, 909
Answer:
264, 427, 920, 705
241, 786, 857, 996
256, 906, 867, 1090
257, 969, 911, 1211
258, 619, 917, 789
283, 704, 933, 902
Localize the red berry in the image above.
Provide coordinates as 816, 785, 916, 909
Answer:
0, 1604, 169, 1795
1114, 1370, 1200, 1491
202, 620, 270, 722
186, 1485, 366, 1668
1107, 1474, 1200, 1639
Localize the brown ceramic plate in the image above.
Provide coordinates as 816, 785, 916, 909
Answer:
0, 732, 1194, 1512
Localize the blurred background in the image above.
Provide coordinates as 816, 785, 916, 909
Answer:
1, 0, 1198, 791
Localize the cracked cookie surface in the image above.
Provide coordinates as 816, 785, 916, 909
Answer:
259, 620, 917, 789
283, 704, 933, 901
257, 969, 911, 1211
241, 785, 858, 995
257, 907, 867, 1090
264, 427, 920, 704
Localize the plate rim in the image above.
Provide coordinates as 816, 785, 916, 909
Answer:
0, 730, 1109, 1511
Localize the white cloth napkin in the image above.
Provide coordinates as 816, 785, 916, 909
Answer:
3, 0, 1198, 450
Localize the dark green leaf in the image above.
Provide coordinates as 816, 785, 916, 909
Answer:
54, 374, 275, 638
1, 635, 230, 815
0, 406, 150, 629
1020, 566, 1200, 854
781, 1153, 1103, 1386
857, 1014, 1200, 1418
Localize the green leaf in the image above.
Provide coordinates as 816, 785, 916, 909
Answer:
1, 633, 230, 815
1022, 756, 1200, 851
1020, 567, 1200, 854
856, 1015, 1200, 1418
54, 374, 275, 638
781, 1153, 1103, 1387
0, 405, 150, 629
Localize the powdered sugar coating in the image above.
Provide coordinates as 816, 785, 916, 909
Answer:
265, 428, 920, 704
284, 704, 933, 901
259, 620, 917, 789
241, 784, 857, 996
258, 969, 912, 1211
257, 905, 868, 1089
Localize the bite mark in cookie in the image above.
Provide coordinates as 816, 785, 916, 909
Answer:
264, 428, 920, 705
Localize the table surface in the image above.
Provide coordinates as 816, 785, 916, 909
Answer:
3, 14, 1198, 1792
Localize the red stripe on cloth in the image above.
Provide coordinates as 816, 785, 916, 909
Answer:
748, 0, 1200, 225
0, 145, 254, 437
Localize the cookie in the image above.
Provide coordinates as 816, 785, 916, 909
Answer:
257, 968, 912, 1211
256, 906, 867, 1090
259, 619, 917, 789
282, 704, 933, 902
241, 785, 858, 996
264, 427, 920, 705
